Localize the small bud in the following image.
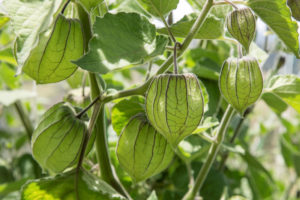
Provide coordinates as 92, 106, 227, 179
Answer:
219, 56, 263, 115
226, 8, 256, 52
116, 114, 174, 182
146, 73, 204, 147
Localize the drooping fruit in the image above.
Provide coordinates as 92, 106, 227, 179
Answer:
219, 56, 263, 115
145, 73, 204, 147
23, 14, 84, 84
31, 102, 86, 173
226, 8, 256, 52
116, 113, 174, 182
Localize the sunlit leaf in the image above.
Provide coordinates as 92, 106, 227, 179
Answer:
158, 14, 224, 39
21, 169, 125, 200
3, 0, 63, 73
265, 75, 300, 113
248, 0, 300, 57
111, 96, 145, 136
136, 0, 179, 17
74, 12, 168, 74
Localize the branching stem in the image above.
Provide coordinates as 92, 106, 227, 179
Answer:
183, 105, 235, 200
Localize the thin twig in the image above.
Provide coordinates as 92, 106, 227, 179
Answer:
173, 42, 181, 74
145, 61, 153, 81
76, 95, 100, 118
14, 101, 34, 140
214, 0, 245, 7
160, 14, 176, 43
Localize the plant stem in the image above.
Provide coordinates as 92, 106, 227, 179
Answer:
76, 3, 131, 198
183, 105, 235, 200
89, 74, 131, 199
14, 100, 33, 140
214, 0, 246, 6
173, 42, 181, 74
76, 95, 100, 118
145, 61, 153, 81
160, 13, 176, 43
283, 175, 298, 200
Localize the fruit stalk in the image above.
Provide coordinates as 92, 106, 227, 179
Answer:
14, 100, 33, 140
183, 105, 235, 200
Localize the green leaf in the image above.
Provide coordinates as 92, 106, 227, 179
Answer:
0, 90, 35, 106
158, 14, 224, 39
241, 151, 275, 199
178, 135, 210, 162
74, 12, 168, 74
280, 133, 298, 167
265, 75, 300, 114
0, 14, 10, 29
78, 0, 104, 11
136, 0, 179, 17
0, 48, 17, 66
114, 0, 151, 18
0, 63, 20, 89
0, 178, 30, 198
192, 117, 219, 134
21, 169, 125, 200
23, 14, 84, 84
262, 92, 288, 114
111, 96, 145, 136
247, 0, 300, 57
287, 0, 300, 21
3, 0, 63, 73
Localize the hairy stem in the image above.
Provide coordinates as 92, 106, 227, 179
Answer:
76, 3, 131, 198
90, 74, 131, 199
14, 100, 34, 140
183, 105, 235, 200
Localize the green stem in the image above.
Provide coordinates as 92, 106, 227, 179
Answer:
76, 4, 131, 198
90, 74, 131, 199
213, 0, 246, 6
218, 117, 244, 171
14, 100, 34, 140
160, 14, 176, 43
183, 105, 235, 200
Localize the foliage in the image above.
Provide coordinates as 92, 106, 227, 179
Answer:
0, 0, 300, 200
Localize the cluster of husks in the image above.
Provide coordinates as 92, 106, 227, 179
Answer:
220, 7, 263, 115
117, 73, 204, 182
30, 5, 264, 185
116, 114, 174, 182
31, 102, 86, 173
